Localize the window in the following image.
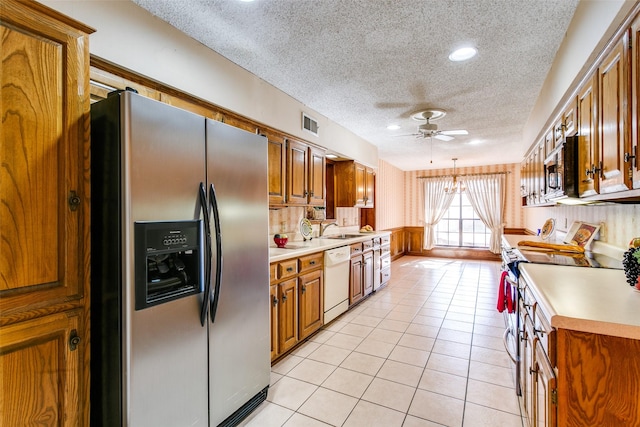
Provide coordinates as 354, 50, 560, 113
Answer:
435, 191, 490, 248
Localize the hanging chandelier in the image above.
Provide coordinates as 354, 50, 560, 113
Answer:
445, 158, 465, 193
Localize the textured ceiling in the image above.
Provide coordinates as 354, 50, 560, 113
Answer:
132, 0, 579, 171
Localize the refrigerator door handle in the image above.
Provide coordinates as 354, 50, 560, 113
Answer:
209, 183, 223, 324
199, 182, 212, 327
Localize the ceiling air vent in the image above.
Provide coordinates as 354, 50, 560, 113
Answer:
302, 113, 319, 136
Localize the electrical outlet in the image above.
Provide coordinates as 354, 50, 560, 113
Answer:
564, 217, 568, 229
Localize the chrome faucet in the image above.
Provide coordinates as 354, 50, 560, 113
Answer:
320, 221, 338, 237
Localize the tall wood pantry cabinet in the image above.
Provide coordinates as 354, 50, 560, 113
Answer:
0, 1, 93, 425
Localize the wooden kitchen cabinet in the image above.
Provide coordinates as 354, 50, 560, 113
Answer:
597, 35, 631, 194
266, 131, 287, 205
1, 309, 86, 427
286, 138, 325, 206
562, 98, 578, 138
276, 278, 299, 355
362, 249, 374, 297
270, 285, 279, 360
298, 269, 323, 340
270, 252, 323, 361
335, 161, 375, 208
349, 243, 364, 305
0, 1, 93, 424
630, 14, 640, 188
298, 252, 323, 340
556, 329, 640, 426
533, 339, 557, 427
308, 146, 326, 206
577, 73, 599, 197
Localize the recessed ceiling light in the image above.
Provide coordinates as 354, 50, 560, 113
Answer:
326, 154, 338, 159
467, 139, 484, 145
449, 47, 477, 62
386, 124, 401, 130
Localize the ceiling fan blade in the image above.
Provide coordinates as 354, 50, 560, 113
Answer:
434, 134, 454, 141
393, 132, 421, 137
440, 129, 468, 135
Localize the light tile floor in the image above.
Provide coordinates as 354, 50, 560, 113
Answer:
240, 256, 524, 427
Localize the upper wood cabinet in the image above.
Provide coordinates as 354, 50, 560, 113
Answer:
308, 145, 326, 206
335, 161, 375, 208
265, 131, 287, 205
597, 36, 631, 194
1, 0, 92, 319
577, 74, 599, 197
1, 0, 93, 424
630, 15, 640, 189
286, 138, 326, 206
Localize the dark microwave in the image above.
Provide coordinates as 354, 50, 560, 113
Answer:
544, 135, 579, 201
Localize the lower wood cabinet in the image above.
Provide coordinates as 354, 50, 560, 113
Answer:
270, 253, 323, 361
0, 309, 86, 427
350, 255, 364, 305
349, 241, 375, 305
299, 269, 323, 340
276, 278, 299, 356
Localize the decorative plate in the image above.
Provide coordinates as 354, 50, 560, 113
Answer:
300, 218, 313, 240
540, 218, 555, 240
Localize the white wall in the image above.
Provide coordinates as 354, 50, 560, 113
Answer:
42, 0, 378, 168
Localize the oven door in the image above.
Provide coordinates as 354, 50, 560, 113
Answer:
499, 266, 521, 396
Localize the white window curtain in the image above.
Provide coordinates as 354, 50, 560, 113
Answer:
460, 174, 505, 254
422, 177, 457, 250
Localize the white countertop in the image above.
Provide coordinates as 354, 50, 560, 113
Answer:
269, 231, 391, 262
501, 234, 543, 249
518, 263, 640, 340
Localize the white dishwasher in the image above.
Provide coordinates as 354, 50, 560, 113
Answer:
324, 246, 351, 323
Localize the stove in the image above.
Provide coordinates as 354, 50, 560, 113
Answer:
510, 248, 623, 269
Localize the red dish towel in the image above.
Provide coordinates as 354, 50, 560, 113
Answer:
497, 270, 516, 314
497, 270, 508, 313
506, 280, 515, 314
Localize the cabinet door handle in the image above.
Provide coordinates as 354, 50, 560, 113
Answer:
286, 267, 293, 272
282, 294, 287, 303
272, 295, 278, 307
310, 260, 316, 265
69, 329, 81, 351
301, 285, 306, 294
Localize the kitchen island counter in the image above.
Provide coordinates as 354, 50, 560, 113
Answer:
519, 263, 640, 340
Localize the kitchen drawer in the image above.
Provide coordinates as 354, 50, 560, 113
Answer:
381, 235, 390, 245
534, 303, 556, 366
270, 263, 278, 284
381, 267, 391, 285
299, 253, 323, 273
350, 242, 363, 255
373, 237, 381, 247
520, 285, 535, 319
381, 245, 391, 256
381, 254, 391, 269
277, 259, 298, 280
362, 239, 374, 252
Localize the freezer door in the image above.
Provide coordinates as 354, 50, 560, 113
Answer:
123, 92, 209, 426
205, 119, 270, 425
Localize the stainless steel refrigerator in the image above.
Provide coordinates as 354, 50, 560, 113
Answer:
91, 90, 270, 426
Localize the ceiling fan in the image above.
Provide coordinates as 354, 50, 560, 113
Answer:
408, 109, 468, 142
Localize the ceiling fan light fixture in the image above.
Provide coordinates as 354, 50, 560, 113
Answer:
449, 46, 477, 62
